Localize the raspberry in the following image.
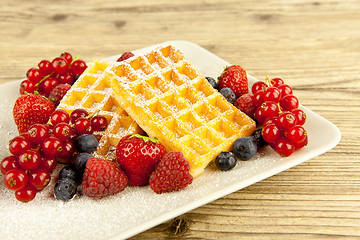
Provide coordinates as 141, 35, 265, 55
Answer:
49, 83, 71, 106
234, 93, 256, 118
149, 151, 193, 194
82, 157, 128, 199
117, 52, 134, 62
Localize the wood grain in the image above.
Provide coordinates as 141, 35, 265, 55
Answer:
1, 0, 359, 239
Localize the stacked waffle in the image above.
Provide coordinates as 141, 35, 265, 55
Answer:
108, 45, 256, 177
56, 60, 144, 159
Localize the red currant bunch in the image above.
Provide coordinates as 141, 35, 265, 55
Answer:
1, 108, 108, 202
249, 77, 308, 156
19, 52, 87, 100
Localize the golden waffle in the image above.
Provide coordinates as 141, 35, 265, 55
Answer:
57, 60, 144, 159
108, 45, 256, 177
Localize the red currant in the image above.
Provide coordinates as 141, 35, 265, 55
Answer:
71, 59, 87, 75
277, 84, 293, 97
4, 169, 29, 191
18, 149, 41, 171
50, 109, 70, 126
58, 72, 74, 85
19, 80, 35, 95
286, 126, 307, 144
291, 108, 307, 126
53, 123, 73, 142
26, 68, 42, 84
70, 109, 89, 124
41, 136, 63, 157
57, 141, 76, 164
251, 81, 267, 94
91, 115, 108, 131
28, 124, 50, 144
272, 137, 295, 157
253, 90, 265, 107
263, 87, 281, 103
277, 112, 297, 130
263, 116, 278, 126
270, 78, 284, 87
255, 101, 279, 124
262, 124, 281, 143
9, 136, 31, 156
52, 57, 69, 75
15, 184, 37, 202
74, 117, 91, 134
38, 76, 58, 95
294, 135, 308, 149
60, 52, 73, 64
40, 156, 57, 173
280, 94, 299, 111
1, 156, 20, 175
29, 169, 51, 190
38, 60, 53, 75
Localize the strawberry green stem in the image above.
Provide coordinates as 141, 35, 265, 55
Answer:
129, 134, 159, 143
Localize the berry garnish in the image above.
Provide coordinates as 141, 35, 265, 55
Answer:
74, 152, 94, 174
70, 59, 87, 75
58, 165, 80, 183
49, 84, 71, 106
280, 94, 299, 111
28, 123, 50, 144
233, 136, 258, 161
90, 115, 108, 131
19, 80, 35, 95
149, 151, 193, 194
60, 52, 73, 64
50, 109, 70, 126
18, 150, 41, 171
82, 157, 128, 199
215, 151, 237, 171
26, 68, 42, 84
38, 60, 53, 75
234, 93, 256, 118
205, 76, 218, 89
52, 57, 69, 75
4, 169, 29, 191
53, 123, 73, 142
272, 137, 295, 157
15, 184, 37, 202
116, 134, 167, 186
13, 92, 55, 134
220, 87, 236, 104
75, 134, 98, 153
54, 178, 77, 202
29, 169, 51, 190
9, 135, 31, 156
70, 108, 89, 124
41, 136, 63, 157
116, 52, 134, 62
218, 65, 248, 98
1, 156, 20, 175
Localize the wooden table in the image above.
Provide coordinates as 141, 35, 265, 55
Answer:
1, 0, 359, 239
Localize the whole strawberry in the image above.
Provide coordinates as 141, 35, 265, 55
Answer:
116, 134, 167, 186
82, 157, 128, 199
218, 65, 248, 98
13, 92, 55, 134
149, 151, 193, 194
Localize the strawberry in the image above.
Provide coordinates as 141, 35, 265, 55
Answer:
218, 65, 248, 98
149, 151, 193, 194
13, 92, 55, 134
82, 157, 128, 199
115, 134, 167, 186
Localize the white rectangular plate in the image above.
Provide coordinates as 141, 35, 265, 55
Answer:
0, 41, 341, 240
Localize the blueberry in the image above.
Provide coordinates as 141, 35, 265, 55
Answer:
252, 128, 267, 149
54, 178, 77, 201
58, 165, 80, 182
220, 87, 236, 104
215, 151, 237, 171
74, 152, 93, 173
75, 134, 98, 153
233, 136, 258, 160
205, 76, 218, 89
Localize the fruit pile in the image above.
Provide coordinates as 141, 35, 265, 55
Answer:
206, 64, 308, 171
1, 108, 108, 202
20, 52, 87, 105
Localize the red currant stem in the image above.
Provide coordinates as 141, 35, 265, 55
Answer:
264, 75, 272, 87
69, 109, 100, 128
34, 73, 53, 87
70, 56, 80, 65
129, 134, 159, 143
